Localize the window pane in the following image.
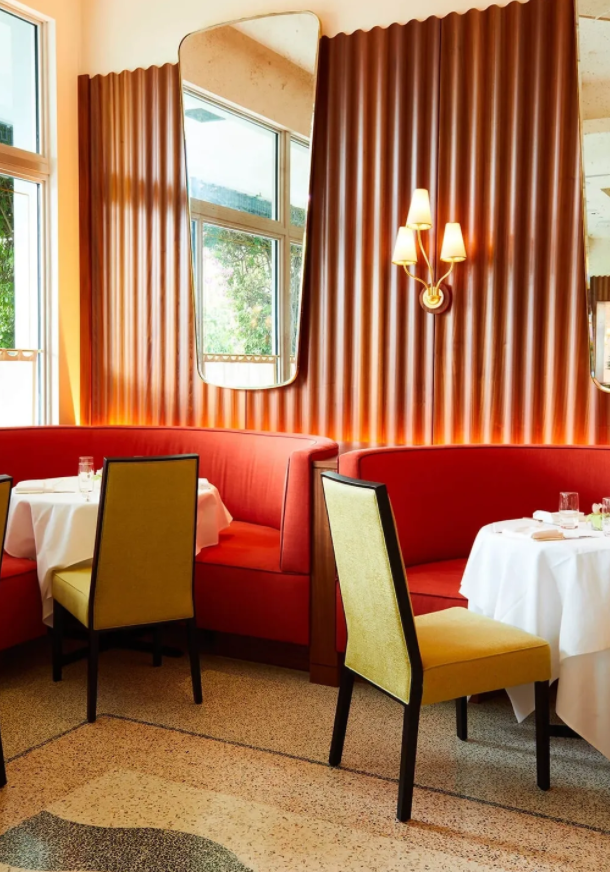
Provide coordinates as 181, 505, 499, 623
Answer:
0, 175, 40, 350
290, 242, 303, 357
290, 139, 310, 227
0, 9, 38, 153
0, 353, 37, 426
200, 223, 277, 356
184, 93, 277, 219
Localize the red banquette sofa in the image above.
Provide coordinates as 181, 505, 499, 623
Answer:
336, 444, 610, 651
0, 426, 337, 653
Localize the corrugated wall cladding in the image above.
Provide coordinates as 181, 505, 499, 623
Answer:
80, 0, 610, 443
246, 19, 440, 442
81, 64, 247, 428
434, 0, 609, 444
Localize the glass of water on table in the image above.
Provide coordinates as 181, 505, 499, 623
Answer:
78, 456, 95, 502
559, 492, 579, 531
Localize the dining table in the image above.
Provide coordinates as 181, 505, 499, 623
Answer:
5, 476, 232, 625
460, 518, 610, 761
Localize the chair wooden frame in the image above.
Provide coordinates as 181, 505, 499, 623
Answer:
0, 474, 12, 786
322, 471, 550, 822
52, 456, 203, 724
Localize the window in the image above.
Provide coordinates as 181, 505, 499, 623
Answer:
184, 90, 309, 386
0, 5, 49, 426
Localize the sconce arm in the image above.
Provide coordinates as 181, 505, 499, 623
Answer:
434, 260, 455, 291
417, 228, 434, 284
402, 265, 430, 290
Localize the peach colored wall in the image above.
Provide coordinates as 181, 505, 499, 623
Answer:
80, 0, 525, 76
180, 25, 315, 137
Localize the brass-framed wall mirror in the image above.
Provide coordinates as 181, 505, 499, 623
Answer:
179, 12, 320, 390
576, 1, 610, 389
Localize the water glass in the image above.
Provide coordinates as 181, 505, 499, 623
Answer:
559, 492, 579, 530
78, 456, 94, 502
603, 497, 610, 537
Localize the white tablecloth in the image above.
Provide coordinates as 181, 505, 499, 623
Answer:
460, 521, 610, 759
5, 477, 232, 625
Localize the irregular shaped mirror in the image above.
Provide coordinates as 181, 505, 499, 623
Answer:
576, 1, 610, 388
179, 13, 320, 389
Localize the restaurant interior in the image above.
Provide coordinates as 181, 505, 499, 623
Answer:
0, 0, 609, 868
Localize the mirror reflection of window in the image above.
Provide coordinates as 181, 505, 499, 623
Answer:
180, 13, 320, 390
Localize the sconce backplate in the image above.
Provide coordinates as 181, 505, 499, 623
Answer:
420, 285, 452, 315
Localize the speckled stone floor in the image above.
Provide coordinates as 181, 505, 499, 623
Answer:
0, 635, 608, 870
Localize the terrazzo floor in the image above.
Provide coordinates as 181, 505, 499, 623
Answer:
0, 635, 608, 871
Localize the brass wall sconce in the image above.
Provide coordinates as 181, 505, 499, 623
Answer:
392, 188, 466, 314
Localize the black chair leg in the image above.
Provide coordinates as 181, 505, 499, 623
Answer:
152, 625, 162, 667
456, 696, 468, 741
0, 722, 7, 788
52, 601, 64, 683
397, 697, 421, 822
186, 618, 203, 705
87, 631, 100, 724
535, 680, 550, 790
329, 666, 355, 767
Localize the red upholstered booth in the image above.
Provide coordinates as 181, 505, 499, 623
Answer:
336, 445, 610, 651
0, 426, 337, 653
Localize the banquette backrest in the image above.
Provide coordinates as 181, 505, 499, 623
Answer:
339, 445, 610, 566
0, 426, 337, 574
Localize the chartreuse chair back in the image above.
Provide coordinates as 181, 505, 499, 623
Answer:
0, 475, 12, 787
91, 456, 198, 630
321, 472, 423, 704
322, 471, 551, 823
52, 455, 203, 725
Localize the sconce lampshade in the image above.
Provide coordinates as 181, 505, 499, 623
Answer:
406, 188, 433, 230
392, 227, 418, 265
440, 222, 467, 262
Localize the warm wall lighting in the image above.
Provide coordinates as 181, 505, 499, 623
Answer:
392, 188, 466, 314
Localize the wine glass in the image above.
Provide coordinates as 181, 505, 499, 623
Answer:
78, 456, 94, 502
559, 492, 579, 530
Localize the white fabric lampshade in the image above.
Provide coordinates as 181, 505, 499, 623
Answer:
440, 222, 466, 262
406, 188, 432, 230
392, 227, 418, 265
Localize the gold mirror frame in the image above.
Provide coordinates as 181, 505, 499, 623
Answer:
575, 0, 610, 391
179, 12, 321, 391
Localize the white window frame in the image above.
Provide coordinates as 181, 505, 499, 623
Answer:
185, 86, 308, 385
0, 0, 53, 425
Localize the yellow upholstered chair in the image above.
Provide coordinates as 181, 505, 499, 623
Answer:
0, 475, 11, 786
52, 456, 202, 723
322, 472, 552, 822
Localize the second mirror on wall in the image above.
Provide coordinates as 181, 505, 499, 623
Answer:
577, 0, 610, 388
179, 12, 320, 390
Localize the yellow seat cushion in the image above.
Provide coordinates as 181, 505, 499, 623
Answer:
52, 566, 92, 628
416, 608, 551, 706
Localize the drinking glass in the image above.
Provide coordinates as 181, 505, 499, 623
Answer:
603, 497, 610, 537
78, 456, 94, 502
559, 492, 579, 530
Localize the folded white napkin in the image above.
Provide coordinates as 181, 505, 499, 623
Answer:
493, 519, 560, 540
15, 477, 79, 494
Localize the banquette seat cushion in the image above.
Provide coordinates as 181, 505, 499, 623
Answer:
0, 425, 337, 651
336, 444, 610, 651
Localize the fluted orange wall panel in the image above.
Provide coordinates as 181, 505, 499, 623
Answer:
246, 21, 439, 443
80, 0, 610, 443
83, 64, 246, 429
434, 0, 610, 444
